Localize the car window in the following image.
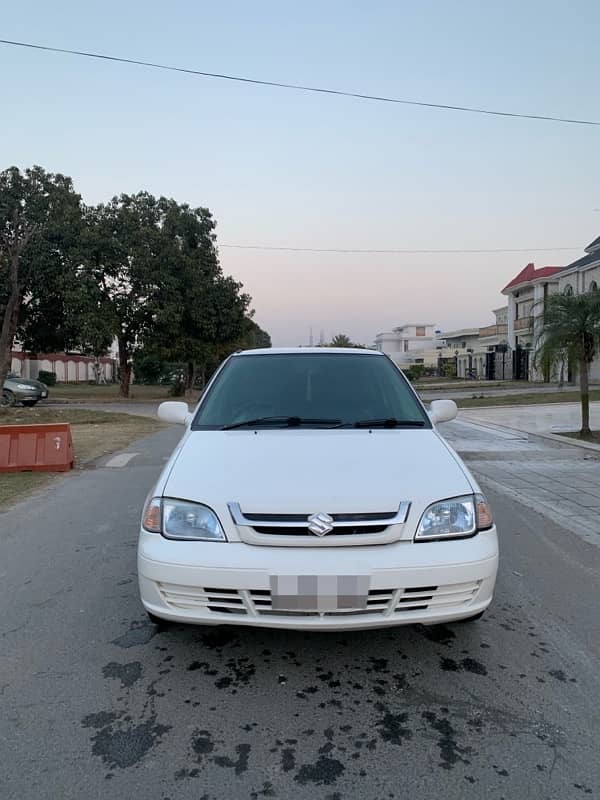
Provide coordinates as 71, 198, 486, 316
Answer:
192, 353, 430, 429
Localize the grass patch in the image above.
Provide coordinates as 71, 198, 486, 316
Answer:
451, 390, 600, 408
0, 408, 163, 510
414, 379, 529, 390
48, 383, 183, 403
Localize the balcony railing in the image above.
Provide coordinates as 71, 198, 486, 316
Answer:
514, 316, 533, 331
479, 323, 508, 337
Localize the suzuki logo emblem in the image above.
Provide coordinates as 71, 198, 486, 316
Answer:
307, 512, 334, 537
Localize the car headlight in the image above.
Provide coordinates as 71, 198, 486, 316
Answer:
142, 497, 227, 541
415, 493, 493, 541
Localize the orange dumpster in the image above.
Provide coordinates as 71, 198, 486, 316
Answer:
0, 423, 75, 473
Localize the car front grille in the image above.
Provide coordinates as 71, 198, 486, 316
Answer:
157, 580, 482, 618
227, 501, 411, 546
251, 525, 389, 536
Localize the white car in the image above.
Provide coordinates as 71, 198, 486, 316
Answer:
138, 348, 498, 631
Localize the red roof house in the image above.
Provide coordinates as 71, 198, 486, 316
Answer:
502, 263, 563, 293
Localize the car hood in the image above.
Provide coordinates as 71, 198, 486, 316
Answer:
5, 378, 44, 390
163, 429, 474, 514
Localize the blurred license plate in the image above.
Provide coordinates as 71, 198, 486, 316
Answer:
270, 575, 369, 612
41, 392, 48, 398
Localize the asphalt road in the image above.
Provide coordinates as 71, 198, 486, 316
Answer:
1, 426, 599, 800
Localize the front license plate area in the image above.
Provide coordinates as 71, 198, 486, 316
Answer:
270, 575, 369, 612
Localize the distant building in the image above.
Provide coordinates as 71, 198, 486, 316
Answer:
10, 342, 117, 383
557, 235, 600, 381
558, 235, 600, 296
374, 323, 436, 365
439, 328, 482, 378
478, 306, 508, 351
375, 323, 485, 372
453, 308, 509, 380
501, 262, 563, 380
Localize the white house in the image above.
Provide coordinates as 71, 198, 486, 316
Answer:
374, 323, 437, 365
557, 235, 600, 381
501, 262, 563, 380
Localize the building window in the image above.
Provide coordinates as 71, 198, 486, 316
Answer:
403, 340, 409, 352
563, 284, 574, 296
415, 326, 426, 336
590, 280, 598, 293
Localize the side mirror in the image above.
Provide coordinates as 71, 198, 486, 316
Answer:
429, 399, 458, 424
158, 401, 193, 426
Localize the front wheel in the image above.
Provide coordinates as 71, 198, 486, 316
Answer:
21, 399, 38, 407
1, 390, 16, 408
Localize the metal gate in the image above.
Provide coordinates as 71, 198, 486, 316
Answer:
513, 346, 530, 381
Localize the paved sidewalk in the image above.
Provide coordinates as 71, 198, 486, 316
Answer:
441, 418, 600, 547
458, 401, 600, 435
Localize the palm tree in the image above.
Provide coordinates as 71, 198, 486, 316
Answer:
329, 333, 356, 348
534, 290, 600, 436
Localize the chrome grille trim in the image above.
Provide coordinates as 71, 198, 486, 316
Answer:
228, 501, 411, 528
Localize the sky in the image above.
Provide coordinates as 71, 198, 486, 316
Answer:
2, 1, 600, 346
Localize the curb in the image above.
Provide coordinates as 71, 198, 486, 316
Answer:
457, 414, 600, 455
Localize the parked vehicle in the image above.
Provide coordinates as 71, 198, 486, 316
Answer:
138, 348, 498, 631
1, 374, 49, 407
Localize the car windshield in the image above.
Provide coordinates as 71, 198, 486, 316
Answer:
192, 352, 430, 429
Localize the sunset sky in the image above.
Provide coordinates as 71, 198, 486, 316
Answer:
2, 1, 599, 345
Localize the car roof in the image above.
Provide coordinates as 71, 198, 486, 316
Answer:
234, 347, 382, 357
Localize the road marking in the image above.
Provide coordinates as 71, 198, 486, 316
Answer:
105, 452, 139, 468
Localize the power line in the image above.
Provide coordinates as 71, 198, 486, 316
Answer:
220, 244, 581, 254
1, 38, 599, 127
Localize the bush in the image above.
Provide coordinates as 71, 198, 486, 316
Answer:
404, 365, 425, 382
443, 362, 457, 378
37, 370, 57, 386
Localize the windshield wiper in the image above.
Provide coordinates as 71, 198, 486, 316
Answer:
351, 418, 426, 429
222, 416, 341, 430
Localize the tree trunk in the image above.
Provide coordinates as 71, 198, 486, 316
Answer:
0, 221, 36, 391
0, 290, 20, 390
185, 361, 196, 395
118, 338, 131, 398
579, 358, 590, 437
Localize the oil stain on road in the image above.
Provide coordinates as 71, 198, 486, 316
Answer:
77, 604, 598, 799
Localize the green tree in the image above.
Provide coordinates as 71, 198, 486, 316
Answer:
146, 200, 251, 393
80, 193, 178, 397
0, 165, 82, 390
534, 291, 600, 436
236, 318, 272, 350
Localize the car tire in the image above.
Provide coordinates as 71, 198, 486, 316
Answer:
146, 610, 172, 628
22, 400, 38, 407
1, 390, 16, 408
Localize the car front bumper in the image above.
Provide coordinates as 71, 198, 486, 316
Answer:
15, 390, 45, 402
138, 527, 498, 630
